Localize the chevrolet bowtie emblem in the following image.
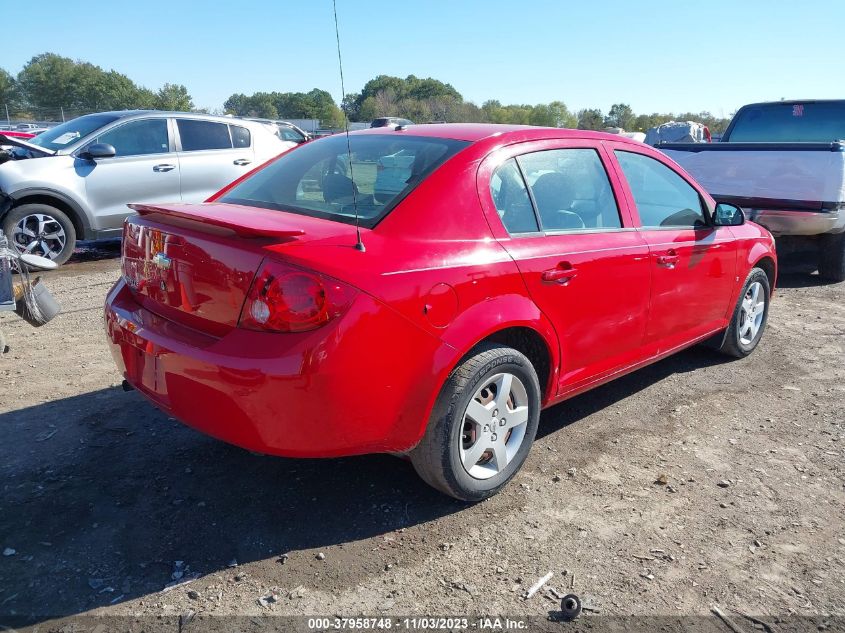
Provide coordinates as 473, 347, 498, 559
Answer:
152, 252, 171, 270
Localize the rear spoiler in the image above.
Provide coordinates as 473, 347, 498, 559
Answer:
128, 203, 306, 239
0, 134, 55, 156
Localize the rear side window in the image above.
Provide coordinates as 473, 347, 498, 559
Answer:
93, 119, 169, 157
727, 102, 845, 142
490, 159, 538, 233
177, 119, 232, 151
230, 125, 251, 148
517, 149, 621, 232
220, 134, 469, 228
615, 151, 706, 228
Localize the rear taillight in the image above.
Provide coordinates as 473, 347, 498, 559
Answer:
239, 259, 357, 333
121, 221, 143, 290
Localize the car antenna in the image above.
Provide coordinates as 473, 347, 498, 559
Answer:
332, 0, 365, 252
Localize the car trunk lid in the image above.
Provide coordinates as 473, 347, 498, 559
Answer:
121, 202, 360, 336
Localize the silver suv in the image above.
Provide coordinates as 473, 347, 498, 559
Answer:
0, 111, 294, 264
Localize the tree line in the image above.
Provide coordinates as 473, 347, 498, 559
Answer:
1, 54, 731, 134
230, 74, 731, 133
1, 53, 193, 120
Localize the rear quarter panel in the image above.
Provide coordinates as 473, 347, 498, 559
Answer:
257, 139, 561, 447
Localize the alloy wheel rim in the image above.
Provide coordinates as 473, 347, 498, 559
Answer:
459, 372, 530, 480
12, 214, 66, 260
739, 281, 766, 345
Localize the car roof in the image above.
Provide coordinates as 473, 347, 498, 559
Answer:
351, 123, 643, 146
737, 99, 845, 107
92, 110, 268, 127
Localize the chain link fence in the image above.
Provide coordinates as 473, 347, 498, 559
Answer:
2, 104, 96, 130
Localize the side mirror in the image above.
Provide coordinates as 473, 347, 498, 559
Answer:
713, 202, 745, 226
82, 143, 116, 160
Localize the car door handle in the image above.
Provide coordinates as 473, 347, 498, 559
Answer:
541, 263, 578, 284
656, 250, 679, 267
153, 164, 176, 172
233, 158, 252, 166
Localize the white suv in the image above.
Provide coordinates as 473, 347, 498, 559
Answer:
0, 111, 295, 264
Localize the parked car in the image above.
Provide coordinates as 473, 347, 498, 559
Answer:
0, 111, 295, 264
0, 130, 36, 139
659, 100, 845, 281
374, 148, 415, 201
244, 118, 311, 144
105, 124, 777, 501
370, 117, 413, 128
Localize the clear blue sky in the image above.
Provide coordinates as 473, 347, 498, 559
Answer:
3, 0, 842, 117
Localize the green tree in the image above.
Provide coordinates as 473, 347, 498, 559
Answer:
358, 96, 379, 122
155, 83, 193, 111
605, 103, 634, 130
341, 92, 360, 120
223, 93, 248, 115
348, 75, 462, 121
529, 101, 577, 128
16, 53, 84, 113
577, 108, 604, 130
0, 68, 17, 110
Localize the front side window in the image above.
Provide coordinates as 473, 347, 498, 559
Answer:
517, 149, 621, 232
615, 151, 706, 228
490, 159, 538, 234
177, 119, 232, 151
220, 134, 468, 227
93, 119, 169, 157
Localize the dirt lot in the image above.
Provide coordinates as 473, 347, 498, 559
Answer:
1, 249, 843, 629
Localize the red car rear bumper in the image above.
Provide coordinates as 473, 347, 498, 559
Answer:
104, 279, 449, 457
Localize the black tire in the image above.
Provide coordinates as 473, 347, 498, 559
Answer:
818, 232, 845, 282
717, 267, 771, 358
1, 204, 77, 266
410, 342, 541, 501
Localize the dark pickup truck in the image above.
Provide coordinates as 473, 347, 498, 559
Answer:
660, 100, 845, 281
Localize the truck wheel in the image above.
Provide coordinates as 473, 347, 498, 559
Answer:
2, 204, 77, 266
818, 233, 845, 282
410, 343, 541, 501
718, 267, 771, 358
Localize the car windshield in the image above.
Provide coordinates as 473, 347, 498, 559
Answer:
26, 113, 121, 150
221, 133, 469, 227
727, 102, 845, 142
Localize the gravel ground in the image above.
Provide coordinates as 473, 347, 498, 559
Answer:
0, 248, 843, 630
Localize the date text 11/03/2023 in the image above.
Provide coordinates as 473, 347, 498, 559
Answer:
306, 617, 529, 630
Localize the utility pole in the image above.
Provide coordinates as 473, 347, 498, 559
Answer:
61, 107, 65, 122
4, 103, 9, 129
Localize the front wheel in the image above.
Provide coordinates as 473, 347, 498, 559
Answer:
410, 343, 541, 501
717, 267, 771, 358
2, 204, 77, 266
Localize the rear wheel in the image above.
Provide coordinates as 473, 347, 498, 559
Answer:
818, 233, 845, 282
2, 204, 77, 266
410, 343, 541, 501
717, 267, 771, 358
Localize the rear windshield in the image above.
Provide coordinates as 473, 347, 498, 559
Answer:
726, 102, 845, 142
26, 113, 121, 151
221, 133, 468, 227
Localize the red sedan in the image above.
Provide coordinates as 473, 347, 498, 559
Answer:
105, 124, 777, 501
